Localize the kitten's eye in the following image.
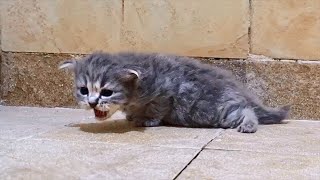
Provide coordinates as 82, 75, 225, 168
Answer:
100, 89, 113, 97
80, 87, 89, 95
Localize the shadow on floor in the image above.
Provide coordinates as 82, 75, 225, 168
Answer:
66, 119, 146, 134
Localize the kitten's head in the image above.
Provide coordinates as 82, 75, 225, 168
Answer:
59, 53, 139, 120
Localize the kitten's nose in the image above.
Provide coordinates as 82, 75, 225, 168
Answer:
88, 96, 98, 108
89, 102, 98, 108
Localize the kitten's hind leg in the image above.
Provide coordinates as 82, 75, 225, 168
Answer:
220, 104, 258, 133
237, 108, 258, 133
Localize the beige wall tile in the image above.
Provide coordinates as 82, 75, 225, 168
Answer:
251, 0, 320, 60
1, 0, 122, 53
121, 0, 249, 58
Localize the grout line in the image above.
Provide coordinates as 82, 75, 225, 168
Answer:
1, 51, 319, 62
121, 0, 125, 23
248, 0, 253, 54
172, 130, 225, 180
172, 148, 202, 180
204, 148, 243, 152
203, 148, 319, 157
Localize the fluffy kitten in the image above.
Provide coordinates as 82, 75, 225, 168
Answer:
59, 52, 290, 133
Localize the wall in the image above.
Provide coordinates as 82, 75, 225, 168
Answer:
1, 0, 320, 119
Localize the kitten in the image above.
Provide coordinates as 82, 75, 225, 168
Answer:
59, 52, 290, 133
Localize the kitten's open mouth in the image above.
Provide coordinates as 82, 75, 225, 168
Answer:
93, 109, 108, 121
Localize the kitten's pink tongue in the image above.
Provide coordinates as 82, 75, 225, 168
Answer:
93, 109, 108, 121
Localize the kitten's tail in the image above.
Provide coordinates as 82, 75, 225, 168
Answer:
253, 104, 291, 124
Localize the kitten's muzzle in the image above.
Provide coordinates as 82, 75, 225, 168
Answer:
88, 97, 99, 108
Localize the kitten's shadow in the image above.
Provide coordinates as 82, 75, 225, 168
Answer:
67, 119, 145, 134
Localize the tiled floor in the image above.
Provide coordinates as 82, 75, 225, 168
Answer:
0, 106, 319, 179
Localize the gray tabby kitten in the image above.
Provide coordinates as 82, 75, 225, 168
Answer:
59, 52, 290, 133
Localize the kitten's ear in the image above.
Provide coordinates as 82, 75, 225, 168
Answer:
118, 69, 140, 82
58, 59, 77, 70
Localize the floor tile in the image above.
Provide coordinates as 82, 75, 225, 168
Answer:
0, 139, 198, 179
178, 149, 320, 179
207, 122, 320, 155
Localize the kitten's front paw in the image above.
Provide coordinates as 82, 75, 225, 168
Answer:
135, 119, 162, 127
237, 121, 258, 133
143, 119, 162, 127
